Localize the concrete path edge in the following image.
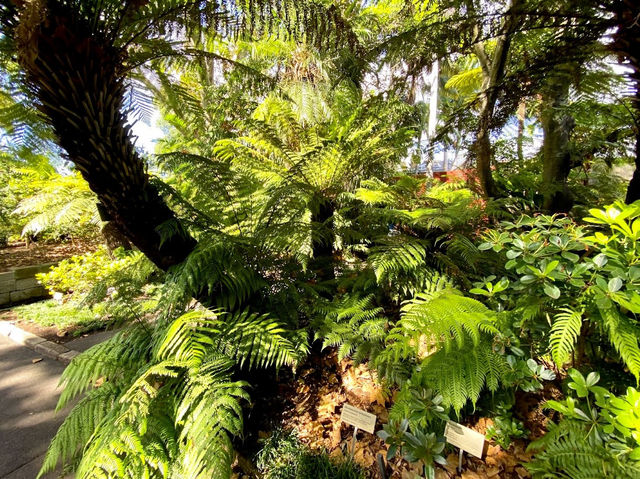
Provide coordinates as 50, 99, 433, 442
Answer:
0, 322, 79, 365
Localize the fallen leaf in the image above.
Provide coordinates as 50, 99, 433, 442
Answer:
31, 358, 42, 364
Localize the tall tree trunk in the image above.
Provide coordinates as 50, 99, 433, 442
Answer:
471, 0, 520, 198
609, 1, 640, 204
427, 59, 439, 171
541, 72, 575, 213
15, 2, 195, 270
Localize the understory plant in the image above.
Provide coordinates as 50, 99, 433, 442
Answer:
256, 429, 364, 479
476, 201, 640, 383
39, 308, 307, 478
527, 369, 640, 478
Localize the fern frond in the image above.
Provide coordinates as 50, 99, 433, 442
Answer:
38, 383, 120, 478
550, 307, 584, 367
369, 236, 429, 283
527, 421, 636, 478
399, 288, 499, 353
417, 340, 507, 413
600, 307, 640, 382
57, 325, 152, 409
312, 293, 387, 362
213, 310, 308, 370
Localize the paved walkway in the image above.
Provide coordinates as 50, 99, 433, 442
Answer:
0, 327, 119, 478
0, 335, 68, 479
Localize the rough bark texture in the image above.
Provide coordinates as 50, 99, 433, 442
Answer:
16, 1, 196, 270
541, 73, 574, 213
97, 202, 132, 252
310, 197, 336, 282
471, 0, 520, 198
516, 100, 526, 163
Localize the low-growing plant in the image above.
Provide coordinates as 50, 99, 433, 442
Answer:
486, 415, 528, 450
256, 429, 364, 479
377, 417, 446, 479
37, 246, 147, 297
11, 299, 102, 334
527, 369, 640, 478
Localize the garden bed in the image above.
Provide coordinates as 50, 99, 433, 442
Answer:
238, 350, 547, 479
0, 299, 108, 344
0, 238, 100, 272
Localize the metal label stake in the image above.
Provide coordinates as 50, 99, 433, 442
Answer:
340, 404, 377, 460
350, 426, 359, 458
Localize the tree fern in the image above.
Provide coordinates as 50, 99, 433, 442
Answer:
171, 238, 265, 310
398, 289, 500, 353
416, 340, 507, 413
39, 383, 120, 476
41, 296, 309, 479
158, 309, 307, 370
14, 172, 99, 237
377, 288, 505, 413
369, 236, 429, 283
57, 325, 152, 410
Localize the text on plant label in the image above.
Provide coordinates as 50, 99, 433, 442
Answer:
444, 421, 485, 458
340, 404, 377, 433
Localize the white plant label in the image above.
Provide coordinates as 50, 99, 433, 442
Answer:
444, 420, 485, 458
340, 404, 377, 433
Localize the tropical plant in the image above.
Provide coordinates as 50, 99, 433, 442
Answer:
39, 307, 306, 478
527, 369, 640, 478
377, 416, 447, 479
476, 202, 640, 383
14, 172, 99, 239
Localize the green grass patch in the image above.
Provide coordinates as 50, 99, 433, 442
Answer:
12, 299, 103, 334
256, 429, 365, 479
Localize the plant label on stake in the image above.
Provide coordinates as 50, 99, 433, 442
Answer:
444, 421, 485, 472
340, 404, 377, 457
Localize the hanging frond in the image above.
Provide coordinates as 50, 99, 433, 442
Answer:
550, 307, 584, 367
416, 340, 507, 413
599, 307, 640, 382
312, 293, 387, 363
398, 288, 500, 353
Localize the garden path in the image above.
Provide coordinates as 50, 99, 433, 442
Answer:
0, 334, 70, 479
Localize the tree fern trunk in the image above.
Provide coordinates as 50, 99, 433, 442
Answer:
310, 197, 335, 281
97, 202, 131, 252
15, 2, 195, 270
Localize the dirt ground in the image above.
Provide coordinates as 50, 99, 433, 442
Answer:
0, 309, 78, 344
239, 350, 554, 479
0, 239, 101, 272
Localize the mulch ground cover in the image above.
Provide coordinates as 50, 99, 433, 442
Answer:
235, 349, 559, 478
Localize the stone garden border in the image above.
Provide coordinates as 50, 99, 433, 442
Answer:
0, 321, 79, 365
0, 262, 56, 306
